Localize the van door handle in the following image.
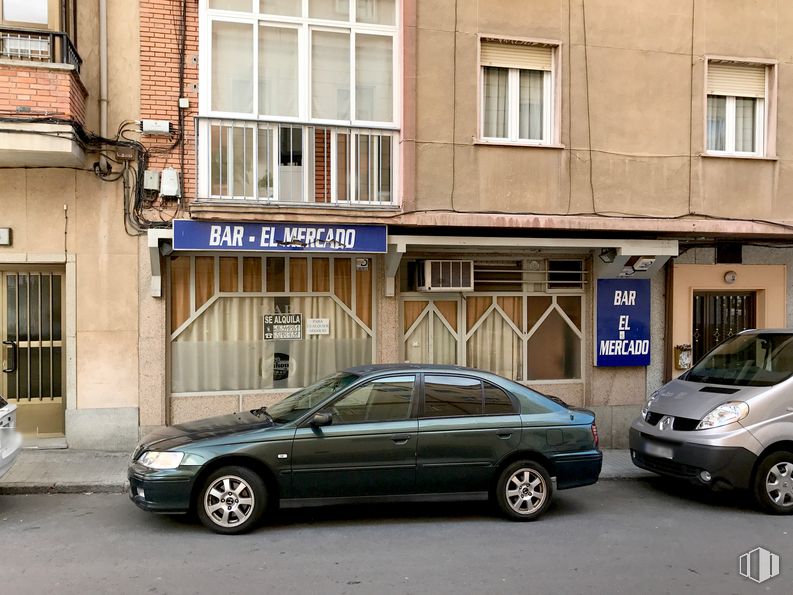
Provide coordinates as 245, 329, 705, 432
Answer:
2, 340, 16, 374
391, 434, 411, 444
497, 431, 512, 439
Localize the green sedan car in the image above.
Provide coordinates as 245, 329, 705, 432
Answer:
129, 365, 602, 534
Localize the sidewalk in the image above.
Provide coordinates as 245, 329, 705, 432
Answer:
0, 449, 652, 495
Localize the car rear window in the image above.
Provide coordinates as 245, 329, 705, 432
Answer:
0, 395, 7, 408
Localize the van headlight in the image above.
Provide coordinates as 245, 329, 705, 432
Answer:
696, 402, 749, 430
641, 391, 660, 420
138, 451, 185, 470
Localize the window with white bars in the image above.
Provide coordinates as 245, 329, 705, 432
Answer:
199, 0, 398, 204
706, 61, 771, 156
480, 39, 556, 145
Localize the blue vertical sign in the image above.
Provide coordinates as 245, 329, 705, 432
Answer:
596, 279, 651, 366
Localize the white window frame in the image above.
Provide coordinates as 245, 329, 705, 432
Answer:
198, 0, 400, 203
477, 39, 558, 147
704, 59, 775, 158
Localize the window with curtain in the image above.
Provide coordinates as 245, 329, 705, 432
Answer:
480, 40, 555, 144
169, 255, 374, 393
202, 0, 398, 203
706, 61, 768, 155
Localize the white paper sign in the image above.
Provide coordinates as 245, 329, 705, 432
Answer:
307, 318, 330, 335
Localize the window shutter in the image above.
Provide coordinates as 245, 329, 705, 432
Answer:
481, 41, 552, 71
707, 62, 766, 98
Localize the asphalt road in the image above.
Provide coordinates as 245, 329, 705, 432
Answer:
0, 479, 790, 595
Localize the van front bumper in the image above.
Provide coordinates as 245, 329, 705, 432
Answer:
629, 428, 757, 490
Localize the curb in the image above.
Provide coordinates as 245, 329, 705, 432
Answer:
0, 481, 129, 495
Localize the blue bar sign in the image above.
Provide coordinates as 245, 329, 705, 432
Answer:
596, 278, 651, 367
172, 220, 387, 253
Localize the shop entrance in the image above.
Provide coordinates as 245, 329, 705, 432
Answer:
692, 291, 756, 363
1, 268, 65, 436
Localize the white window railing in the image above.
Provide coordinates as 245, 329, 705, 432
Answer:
197, 118, 396, 205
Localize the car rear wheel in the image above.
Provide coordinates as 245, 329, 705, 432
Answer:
495, 461, 553, 521
197, 466, 267, 534
754, 451, 793, 515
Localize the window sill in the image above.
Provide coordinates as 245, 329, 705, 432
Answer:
700, 152, 778, 161
475, 139, 565, 149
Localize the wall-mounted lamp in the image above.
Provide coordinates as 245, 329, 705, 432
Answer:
599, 248, 617, 264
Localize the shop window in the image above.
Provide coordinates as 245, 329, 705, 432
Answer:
169, 255, 374, 393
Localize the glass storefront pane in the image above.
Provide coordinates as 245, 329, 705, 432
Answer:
356, 34, 393, 122
467, 311, 522, 380
219, 257, 238, 292
333, 258, 352, 307
290, 258, 308, 292
527, 296, 552, 330
172, 296, 371, 392
259, 26, 298, 117
311, 30, 350, 120
212, 21, 253, 113
433, 314, 457, 365
266, 257, 286, 292
170, 256, 191, 332
195, 257, 215, 310
527, 309, 581, 380
242, 258, 262, 292
556, 295, 582, 330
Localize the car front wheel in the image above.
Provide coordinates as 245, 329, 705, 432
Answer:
197, 466, 267, 534
754, 451, 793, 514
495, 460, 553, 521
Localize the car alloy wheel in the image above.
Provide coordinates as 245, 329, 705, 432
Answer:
765, 462, 793, 507
495, 460, 553, 521
754, 451, 793, 515
197, 466, 267, 534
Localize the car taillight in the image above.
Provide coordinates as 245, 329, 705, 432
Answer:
591, 422, 599, 448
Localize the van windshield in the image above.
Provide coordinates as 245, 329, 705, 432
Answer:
687, 333, 793, 387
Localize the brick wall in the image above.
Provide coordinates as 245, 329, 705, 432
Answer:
140, 0, 199, 199
0, 64, 87, 125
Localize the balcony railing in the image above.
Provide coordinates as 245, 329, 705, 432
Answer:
197, 118, 396, 206
0, 27, 82, 73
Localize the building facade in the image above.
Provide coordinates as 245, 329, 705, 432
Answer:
3, 0, 793, 450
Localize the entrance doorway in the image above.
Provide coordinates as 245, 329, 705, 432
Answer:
692, 291, 756, 363
1, 268, 65, 436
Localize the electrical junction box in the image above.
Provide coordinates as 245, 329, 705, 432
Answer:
143, 169, 160, 191
160, 167, 181, 197
141, 119, 171, 135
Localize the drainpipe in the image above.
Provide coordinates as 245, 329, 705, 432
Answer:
99, 0, 109, 172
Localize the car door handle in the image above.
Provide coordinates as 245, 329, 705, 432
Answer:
391, 434, 411, 444
497, 431, 512, 439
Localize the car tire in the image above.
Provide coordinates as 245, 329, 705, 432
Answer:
495, 460, 553, 521
753, 451, 793, 515
196, 466, 267, 534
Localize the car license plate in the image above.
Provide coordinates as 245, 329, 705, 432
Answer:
645, 442, 673, 460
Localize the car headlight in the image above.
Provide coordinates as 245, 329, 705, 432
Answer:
138, 451, 185, 469
696, 402, 749, 430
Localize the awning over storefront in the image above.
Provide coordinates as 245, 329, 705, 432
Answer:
384, 235, 679, 296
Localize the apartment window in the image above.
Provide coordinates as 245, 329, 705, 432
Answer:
201, 0, 398, 203
480, 39, 555, 144
706, 61, 769, 156
1, 0, 47, 25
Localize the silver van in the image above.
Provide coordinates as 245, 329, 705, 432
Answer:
630, 329, 793, 514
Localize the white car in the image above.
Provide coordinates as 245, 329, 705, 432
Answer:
0, 396, 21, 480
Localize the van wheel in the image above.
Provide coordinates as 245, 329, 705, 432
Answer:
196, 466, 267, 534
495, 461, 553, 521
754, 451, 793, 514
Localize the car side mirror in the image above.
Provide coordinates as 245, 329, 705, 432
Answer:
310, 412, 333, 427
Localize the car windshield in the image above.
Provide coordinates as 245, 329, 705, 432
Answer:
687, 333, 793, 387
267, 372, 359, 423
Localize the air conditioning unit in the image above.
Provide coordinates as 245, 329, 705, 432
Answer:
416, 260, 474, 292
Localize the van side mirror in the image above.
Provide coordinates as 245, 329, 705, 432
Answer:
310, 412, 333, 427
